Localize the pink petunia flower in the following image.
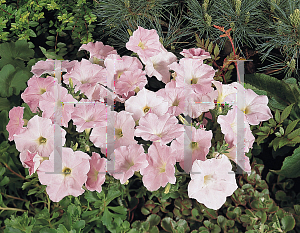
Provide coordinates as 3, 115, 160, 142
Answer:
156, 80, 187, 116
63, 58, 107, 95
143, 49, 177, 84
21, 76, 55, 113
168, 58, 216, 94
184, 87, 218, 118
212, 81, 237, 105
85, 152, 107, 193
31, 59, 77, 77
187, 154, 238, 210
14, 115, 66, 157
180, 48, 211, 60
217, 146, 251, 173
172, 125, 212, 173
115, 70, 147, 97
217, 106, 255, 150
6, 106, 26, 141
140, 142, 176, 191
79, 41, 118, 67
37, 147, 90, 202
125, 88, 169, 121
126, 26, 162, 61
71, 99, 107, 132
226, 82, 273, 125
89, 111, 137, 155
22, 151, 45, 175
110, 144, 148, 184
39, 83, 77, 127
134, 113, 184, 144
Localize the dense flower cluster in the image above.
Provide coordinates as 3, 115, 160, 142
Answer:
6, 26, 273, 209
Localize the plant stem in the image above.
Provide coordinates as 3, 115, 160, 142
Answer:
0, 207, 26, 212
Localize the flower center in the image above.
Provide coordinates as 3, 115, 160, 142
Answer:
62, 167, 72, 176
190, 141, 198, 150
159, 163, 166, 173
117, 71, 124, 79
203, 174, 214, 186
40, 88, 46, 94
191, 77, 198, 84
172, 98, 180, 106
115, 128, 123, 139
138, 41, 146, 50
143, 106, 150, 113
243, 106, 250, 115
38, 136, 47, 145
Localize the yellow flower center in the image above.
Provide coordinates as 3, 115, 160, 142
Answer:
38, 136, 47, 145
143, 106, 150, 113
40, 88, 46, 94
190, 141, 198, 150
115, 128, 123, 139
62, 167, 72, 176
159, 163, 166, 173
203, 174, 214, 186
172, 99, 180, 106
138, 41, 146, 50
191, 77, 198, 84
243, 106, 250, 115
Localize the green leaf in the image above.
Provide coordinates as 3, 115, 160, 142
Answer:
161, 217, 175, 232
278, 138, 290, 149
0, 98, 11, 111
146, 214, 161, 227
0, 176, 9, 186
29, 21, 39, 27
280, 103, 294, 123
285, 119, 300, 135
214, 44, 219, 57
208, 42, 213, 53
275, 110, 280, 123
281, 215, 295, 231
287, 128, 300, 139
28, 29, 36, 37
57, 224, 69, 233
45, 41, 55, 46
272, 146, 300, 178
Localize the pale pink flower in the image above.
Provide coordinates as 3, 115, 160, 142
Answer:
39, 83, 77, 127
140, 142, 176, 191
89, 111, 137, 155
126, 26, 162, 60
79, 41, 118, 66
31, 59, 77, 77
22, 151, 44, 175
85, 152, 107, 193
188, 154, 238, 210
37, 147, 90, 202
125, 88, 169, 121
226, 82, 273, 125
172, 126, 212, 172
168, 58, 216, 94
6, 107, 26, 141
21, 76, 55, 112
219, 146, 251, 173
63, 58, 107, 93
143, 49, 177, 84
115, 70, 147, 97
217, 106, 255, 150
135, 113, 184, 144
180, 48, 211, 60
105, 54, 144, 82
71, 99, 107, 132
212, 81, 237, 105
184, 87, 218, 118
111, 144, 148, 184
14, 115, 66, 157
156, 80, 186, 116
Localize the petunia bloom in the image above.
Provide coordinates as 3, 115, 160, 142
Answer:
22, 151, 45, 175
125, 88, 169, 121
85, 152, 107, 193
21, 76, 55, 113
140, 142, 176, 191
188, 154, 238, 210
180, 48, 211, 60
6, 106, 26, 141
226, 82, 273, 125
134, 113, 184, 144
110, 144, 148, 184
37, 147, 90, 202
126, 26, 162, 61
14, 115, 66, 157
31, 59, 77, 77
